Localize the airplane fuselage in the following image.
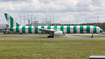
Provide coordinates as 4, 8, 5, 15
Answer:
11, 25, 102, 34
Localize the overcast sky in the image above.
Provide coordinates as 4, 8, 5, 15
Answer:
0, 0, 105, 25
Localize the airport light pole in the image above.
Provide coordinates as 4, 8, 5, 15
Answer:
50, 15, 51, 23
24, 15, 25, 26
20, 16, 21, 25
31, 15, 33, 24
35, 17, 37, 21
76, 19, 78, 25
97, 16, 99, 23
28, 15, 29, 20
28, 15, 30, 24
34, 17, 37, 25
15, 17, 17, 22
85, 18, 87, 24
97, 16, 99, 26
46, 15, 47, 23
53, 15, 54, 24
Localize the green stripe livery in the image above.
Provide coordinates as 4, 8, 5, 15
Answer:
67, 26, 70, 33
47, 26, 51, 29
4, 13, 20, 29
35, 26, 38, 34
86, 26, 90, 33
80, 26, 83, 33
16, 26, 19, 32
22, 26, 25, 33
14, 26, 99, 34
54, 26, 57, 30
93, 26, 97, 33
73, 26, 77, 33
60, 26, 64, 32
28, 26, 32, 34
4, 13, 8, 21
41, 26, 44, 34
10, 16, 13, 29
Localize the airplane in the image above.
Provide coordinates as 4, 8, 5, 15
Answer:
4, 13, 103, 38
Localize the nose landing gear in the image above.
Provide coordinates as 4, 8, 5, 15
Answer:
91, 33, 93, 38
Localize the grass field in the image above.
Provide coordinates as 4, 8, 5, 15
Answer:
0, 39, 105, 59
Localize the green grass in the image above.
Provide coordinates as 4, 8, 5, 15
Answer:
72, 34, 105, 38
0, 34, 61, 38
0, 39, 105, 59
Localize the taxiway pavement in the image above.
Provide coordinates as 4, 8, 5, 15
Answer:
0, 36, 105, 40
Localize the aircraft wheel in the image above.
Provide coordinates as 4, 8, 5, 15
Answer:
52, 36, 54, 38
47, 36, 54, 38
48, 36, 51, 38
91, 36, 93, 38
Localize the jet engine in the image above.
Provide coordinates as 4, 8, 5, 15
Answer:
54, 31, 63, 36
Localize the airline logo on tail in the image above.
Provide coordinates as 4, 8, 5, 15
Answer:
4, 13, 20, 29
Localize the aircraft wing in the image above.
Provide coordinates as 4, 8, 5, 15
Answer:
32, 22, 57, 32
32, 25, 56, 32
35, 27, 56, 32
39, 28, 56, 32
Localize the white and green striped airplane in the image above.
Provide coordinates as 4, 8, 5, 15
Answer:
4, 13, 103, 38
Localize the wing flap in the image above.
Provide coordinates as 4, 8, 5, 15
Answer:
33, 26, 56, 32
32, 23, 57, 32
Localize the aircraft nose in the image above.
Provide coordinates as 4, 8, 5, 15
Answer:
100, 29, 103, 33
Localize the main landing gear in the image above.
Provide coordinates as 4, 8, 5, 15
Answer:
47, 36, 54, 38
47, 33, 54, 38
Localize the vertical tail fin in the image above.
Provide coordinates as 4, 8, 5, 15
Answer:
4, 13, 20, 28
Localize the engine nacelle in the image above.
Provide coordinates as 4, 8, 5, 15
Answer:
54, 31, 63, 36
